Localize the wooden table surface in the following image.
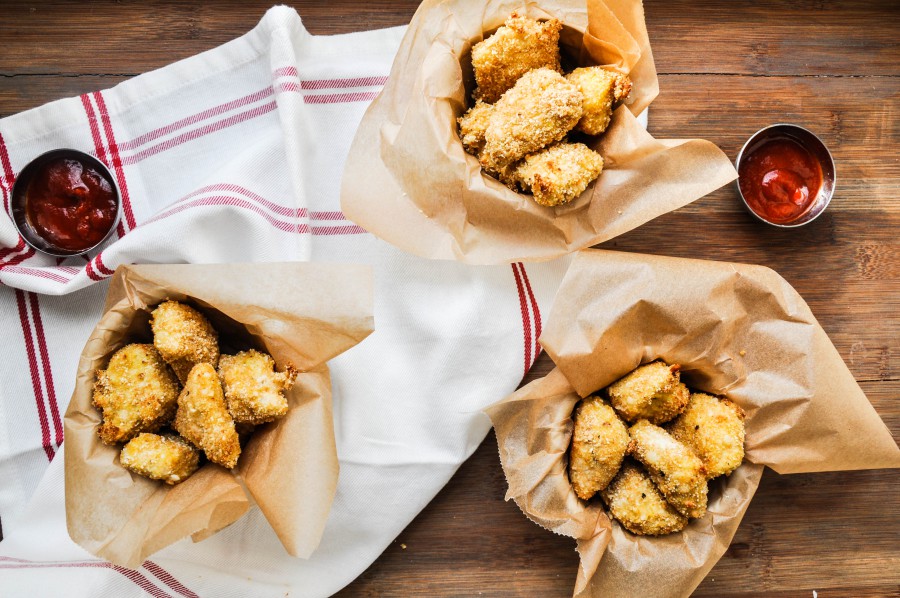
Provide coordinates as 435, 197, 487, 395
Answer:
1, 1, 897, 596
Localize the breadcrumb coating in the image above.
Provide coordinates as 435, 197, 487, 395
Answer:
601, 460, 687, 535
151, 301, 220, 384
471, 14, 562, 104
480, 68, 582, 174
569, 395, 629, 500
607, 361, 689, 424
566, 67, 632, 135
174, 363, 240, 469
458, 100, 494, 156
92, 344, 181, 444
628, 420, 708, 519
510, 142, 604, 206
218, 350, 297, 425
120, 433, 200, 485
668, 393, 746, 478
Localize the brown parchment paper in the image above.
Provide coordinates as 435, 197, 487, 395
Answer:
340, 0, 736, 264
64, 262, 374, 568
486, 249, 899, 598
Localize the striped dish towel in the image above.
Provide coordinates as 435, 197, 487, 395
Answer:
0, 6, 570, 597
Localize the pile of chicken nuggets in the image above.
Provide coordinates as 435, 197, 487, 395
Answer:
92, 300, 297, 485
569, 361, 746, 535
458, 13, 632, 207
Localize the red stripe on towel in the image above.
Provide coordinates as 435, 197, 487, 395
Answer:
144, 561, 199, 598
93, 91, 136, 231
511, 264, 532, 377
29, 292, 64, 452
517, 263, 542, 365
15, 290, 54, 461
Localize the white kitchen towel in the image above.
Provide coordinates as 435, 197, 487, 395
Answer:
0, 6, 573, 597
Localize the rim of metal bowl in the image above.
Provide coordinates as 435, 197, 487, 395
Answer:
734, 123, 836, 229
10, 148, 122, 257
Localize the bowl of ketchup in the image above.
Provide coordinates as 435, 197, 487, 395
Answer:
11, 149, 121, 256
736, 124, 835, 227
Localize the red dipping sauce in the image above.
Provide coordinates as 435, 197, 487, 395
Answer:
22, 157, 118, 252
738, 136, 823, 224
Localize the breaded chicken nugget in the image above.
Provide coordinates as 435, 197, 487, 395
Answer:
569, 395, 629, 500
151, 301, 220, 384
607, 361, 689, 424
566, 67, 632, 135
668, 393, 745, 478
218, 350, 297, 425
628, 420, 708, 519
601, 460, 687, 535
509, 142, 604, 207
480, 68, 582, 174
174, 363, 240, 469
471, 14, 562, 104
93, 344, 181, 445
458, 100, 494, 156
120, 433, 200, 485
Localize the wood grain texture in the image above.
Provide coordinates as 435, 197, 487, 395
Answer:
0, 0, 896, 596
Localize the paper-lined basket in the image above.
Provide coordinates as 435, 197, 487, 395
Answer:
341, 0, 738, 264
64, 263, 374, 568
486, 249, 900, 597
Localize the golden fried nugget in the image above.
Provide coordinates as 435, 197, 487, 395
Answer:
566, 67, 632, 135
510, 142, 604, 207
668, 393, 746, 478
218, 350, 297, 425
607, 361, 689, 424
120, 433, 200, 485
174, 363, 240, 469
628, 420, 708, 519
92, 344, 181, 445
458, 100, 494, 156
471, 14, 562, 104
569, 395, 629, 500
480, 68, 582, 174
151, 301, 220, 384
601, 460, 688, 535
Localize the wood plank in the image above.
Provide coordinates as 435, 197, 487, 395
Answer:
645, 0, 900, 77
1, 1, 898, 77
0, 0, 420, 75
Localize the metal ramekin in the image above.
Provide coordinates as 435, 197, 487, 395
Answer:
10, 148, 122, 257
735, 124, 836, 228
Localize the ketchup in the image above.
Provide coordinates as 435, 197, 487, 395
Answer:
738, 136, 822, 224
23, 157, 118, 252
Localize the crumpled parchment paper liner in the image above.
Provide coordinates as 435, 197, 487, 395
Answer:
486, 249, 899, 597
341, 0, 736, 264
65, 262, 374, 567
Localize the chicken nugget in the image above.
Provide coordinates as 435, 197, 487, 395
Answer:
566, 67, 632, 135
458, 100, 494, 157
668, 393, 745, 478
92, 343, 181, 444
607, 360, 689, 424
480, 68, 582, 174
569, 395, 629, 500
174, 363, 240, 469
628, 420, 708, 519
151, 300, 220, 384
601, 460, 687, 535
120, 432, 200, 485
218, 349, 297, 425
510, 142, 604, 207
471, 14, 562, 104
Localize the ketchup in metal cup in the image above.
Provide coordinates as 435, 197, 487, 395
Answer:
21, 157, 118, 252
737, 136, 823, 225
